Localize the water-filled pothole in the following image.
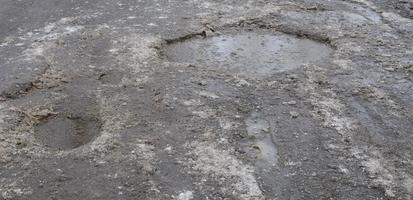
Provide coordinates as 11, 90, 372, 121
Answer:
34, 115, 101, 150
163, 31, 332, 77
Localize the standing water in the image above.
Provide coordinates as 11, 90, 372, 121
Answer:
163, 32, 332, 77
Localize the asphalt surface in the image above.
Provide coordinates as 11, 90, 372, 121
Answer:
0, 0, 413, 199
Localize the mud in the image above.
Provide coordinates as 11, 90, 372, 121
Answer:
1, 0, 413, 199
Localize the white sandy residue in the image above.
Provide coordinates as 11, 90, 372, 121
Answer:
190, 142, 263, 199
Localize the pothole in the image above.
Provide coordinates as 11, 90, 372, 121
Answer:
163, 31, 333, 77
32, 81, 102, 150
34, 115, 101, 150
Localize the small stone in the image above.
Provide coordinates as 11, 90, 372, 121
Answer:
406, 66, 413, 72
384, 67, 395, 72
267, 81, 277, 87
165, 145, 172, 153
283, 100, 297, 105
236, 79, 250, 87
177, 191, 194, 200
198, 80, 207, 86
199, 91, 219, 99
290, 111, 299, 118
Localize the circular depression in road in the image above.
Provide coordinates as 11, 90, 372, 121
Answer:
34, 116, 101, 150
163, 31, 332, 77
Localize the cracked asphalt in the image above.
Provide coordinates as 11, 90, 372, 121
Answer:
0, 0, 413, 199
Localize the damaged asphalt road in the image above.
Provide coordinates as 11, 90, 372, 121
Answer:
0, 0, 413, 199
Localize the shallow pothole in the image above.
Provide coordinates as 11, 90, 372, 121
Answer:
34, 115, 101, 150
32, 80, 102, 151
163, 31, 333, 77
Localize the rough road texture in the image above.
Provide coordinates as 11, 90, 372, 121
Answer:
1, 0, 413, 199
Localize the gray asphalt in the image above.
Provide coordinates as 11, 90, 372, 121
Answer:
1, 0, 412, 199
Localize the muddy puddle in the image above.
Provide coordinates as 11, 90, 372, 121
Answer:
163, 31, 332, 77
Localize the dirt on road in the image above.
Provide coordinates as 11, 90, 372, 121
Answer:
0, 0, 412, 199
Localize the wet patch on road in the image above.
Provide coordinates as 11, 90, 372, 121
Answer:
244, 112, 278, 168
162, 31, 333, 78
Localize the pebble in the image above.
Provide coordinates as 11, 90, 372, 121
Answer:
290, 111, 299, 118
236, 79, 250, 87
198, 80, 208, 86
283, 100, 297, 105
